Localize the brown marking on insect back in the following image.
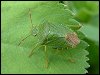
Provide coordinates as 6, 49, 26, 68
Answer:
65, 32, 80, 48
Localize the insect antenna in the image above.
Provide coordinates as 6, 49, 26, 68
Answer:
18, 9, 34, 46
18, 34, 31, 46
29, 8, 34, 34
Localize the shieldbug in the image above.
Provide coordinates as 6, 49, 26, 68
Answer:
65, 32, 80, 48
18, 9, 79, 68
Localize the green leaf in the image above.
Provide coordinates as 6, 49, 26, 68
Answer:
29, 2, 81, 30
1, 1, 89, 74
1, 41, 90, 74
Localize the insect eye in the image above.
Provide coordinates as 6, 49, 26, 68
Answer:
65, 32, 80, 48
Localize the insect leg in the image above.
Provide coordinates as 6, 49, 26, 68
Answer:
68, 51, 75, 63
44, 45, 49, 68
29, 43, 41, 58
18, 34, 32, 46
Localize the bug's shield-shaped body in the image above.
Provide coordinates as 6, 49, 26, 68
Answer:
65, 32, 80, 48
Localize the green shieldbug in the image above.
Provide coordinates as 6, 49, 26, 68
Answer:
18, 9, 80, 68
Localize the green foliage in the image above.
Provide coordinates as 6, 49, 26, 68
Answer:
84, 38, 99, 74
65, 1, 99, 23
1, 1, 95, 74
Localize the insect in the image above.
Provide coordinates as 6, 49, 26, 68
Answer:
18, 9, 80, 68
65, 32, 80, 48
